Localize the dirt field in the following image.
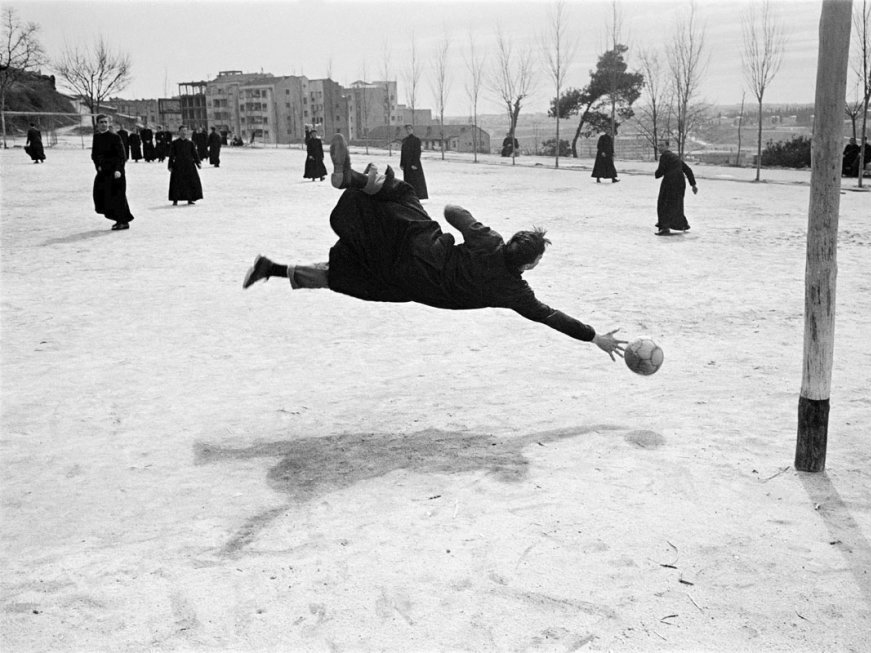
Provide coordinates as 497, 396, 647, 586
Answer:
2, 144, 870, 651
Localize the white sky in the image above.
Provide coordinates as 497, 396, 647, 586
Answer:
8, 0, 847, 117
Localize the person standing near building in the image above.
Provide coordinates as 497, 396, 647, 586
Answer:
193, 127, 209, 161
303, 127, 327, 181
91, 114, 134, 230
117, 126, 130, 160
654, 147, 697, 236
167, 125, 203, 206
141, 126, 155, 162
400, 124, 428, 199
129, 129, 142, 162
208, 126, 222, 167
591, 132, 619, 183
25, 123, 46, 163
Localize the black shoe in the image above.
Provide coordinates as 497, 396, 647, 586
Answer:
187, 201, 195, 205
111, 222, 130, 231
655, 229, 671, 236
612, 178, 620, 183
242, 255, 272, 289
330, 133, 351, 189
173, 201, 178, 206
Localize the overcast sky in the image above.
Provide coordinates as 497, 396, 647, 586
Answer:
9, 0, 847, 117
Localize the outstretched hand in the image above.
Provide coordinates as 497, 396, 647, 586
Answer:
592, 328, 627, 361
692, 185, 698, 195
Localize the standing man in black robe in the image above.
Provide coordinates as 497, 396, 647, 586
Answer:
141, 126, 155, 162
842, 137, 860, 176
400, 124, 428, 199
117, 126, 130, 160
168, 125, 203, 205
25, 123, 46, 163
303, 128, 327, 181
129, 129, 142, 162
654, 148, 698, 236
193, 127, 209, 161
91, 114, 134, 230
242, 134, 626, 360
591, 132, 619, 183
207, 126, 222, 167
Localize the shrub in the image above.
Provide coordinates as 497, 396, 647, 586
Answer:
541, 138, 571, 157
760, 136, 811, 168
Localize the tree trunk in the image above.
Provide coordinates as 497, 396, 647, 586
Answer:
755, 99, 763, 181
796, 0, 852, 473
858, 98, 868, 188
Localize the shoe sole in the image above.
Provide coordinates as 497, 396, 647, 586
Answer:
242, 255, 266, 289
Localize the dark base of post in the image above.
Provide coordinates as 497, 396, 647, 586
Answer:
796, 396, 829, 472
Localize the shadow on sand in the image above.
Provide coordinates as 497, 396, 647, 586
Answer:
799, 472, 871, 609
40, 229, 115, 246
196, 425, 647, 556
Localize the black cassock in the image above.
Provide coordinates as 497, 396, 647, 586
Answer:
168, 138, 203, 202
591, 134, 617, 180
91, 131, 134, 223
303, 135, 327, 179
129, 132, 142, 161
654, 150, 695, 231
400, 134, 428, 199
141, 128, 155, 161
117, 128, 130, 160
25, 128, 46, 161
208, 131, 222, 166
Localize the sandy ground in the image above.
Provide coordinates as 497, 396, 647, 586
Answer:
1, 143, 870, 652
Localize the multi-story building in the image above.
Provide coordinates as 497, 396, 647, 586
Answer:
109, 98, 160, 128
206, 70, 274, 140
306, 78, 350, 141
393, 105, 433, 128
178, 81, 208, 129
345, 80, 398, 144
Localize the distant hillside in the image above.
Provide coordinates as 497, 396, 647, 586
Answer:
2, 69, 77, 135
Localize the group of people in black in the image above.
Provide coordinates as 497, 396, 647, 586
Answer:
842, 137, 869, 178
89, 117, 227, 230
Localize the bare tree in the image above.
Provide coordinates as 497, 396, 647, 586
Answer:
55, 35, 131, 127
403, 30, 422, 128
491, 25, 536, 165
736, 90, 746, 166
464, 29, 487, 162
635, 48, 671, 159
845, 81, 863, 139
1, 7, 46, 148
381, 38, 394, 156
358, 60, 374, 154
852, 0, 870, 186
604, 0, 626, 138
741, 0, 787, 181
541, 0, 578, 168
666, 1, 708, 158
431, 34, 452, 160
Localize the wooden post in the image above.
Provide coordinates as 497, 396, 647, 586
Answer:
796, 0, 853, 473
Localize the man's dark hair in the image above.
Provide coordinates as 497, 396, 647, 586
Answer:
504, 227, 551, 269
96, 114, 108, 122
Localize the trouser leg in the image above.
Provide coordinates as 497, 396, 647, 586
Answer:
290, 262, 329, 289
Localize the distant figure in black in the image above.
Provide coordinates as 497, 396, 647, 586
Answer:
91, 114, 134, 230
25, 123, 46, 163
400, 124, 428, 199
141, 126, 155, 162
208, 127, 222, 167
654, 149, 697, 236
117, 126, 130, 160
501, 133, 520, 157
193, 127, 209, 161
842, 138, 860, 176
168, 125, 203, 205
303, 127, 327, 181
129, 129, 142, 162
591, 132, 619, 183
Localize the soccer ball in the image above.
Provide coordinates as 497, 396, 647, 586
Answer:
624, 338, 664, 376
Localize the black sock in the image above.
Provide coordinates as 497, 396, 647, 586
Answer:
268, 263, 289, 279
